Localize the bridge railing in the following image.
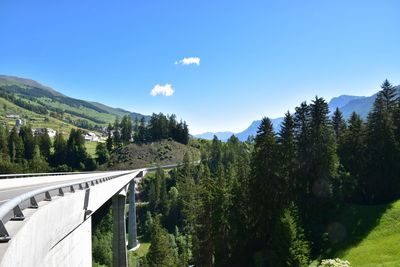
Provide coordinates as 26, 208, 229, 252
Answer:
0, 171, 106, 179
0, 170, 139, 243
0, 163, 183, 243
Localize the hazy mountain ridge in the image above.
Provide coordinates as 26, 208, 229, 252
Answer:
328, 95, 365, 111
195, 131, 235, 140
196, 86, 400, 141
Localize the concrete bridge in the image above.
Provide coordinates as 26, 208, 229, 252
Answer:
0, 165, 177, 267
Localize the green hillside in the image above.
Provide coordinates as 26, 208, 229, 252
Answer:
0, 75, 150, 133
0, 94, 74, 132
315, 200, 400, 266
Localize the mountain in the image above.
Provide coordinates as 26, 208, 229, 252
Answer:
195, 131, 235, 141
328, 95, 365, 111
235, 117, 284, 141
0, 75, 65, 97
337, 86, 399, 119
0, 75, 150, 132
196, 85, 400, 141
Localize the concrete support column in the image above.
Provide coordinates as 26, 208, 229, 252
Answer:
112, 189, 128, 267
128, 179, 139, 250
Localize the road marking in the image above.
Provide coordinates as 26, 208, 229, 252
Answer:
0, 199, 10, 203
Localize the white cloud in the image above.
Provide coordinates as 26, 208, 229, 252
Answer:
150, 84, 175, 96
175, 57, 200, 66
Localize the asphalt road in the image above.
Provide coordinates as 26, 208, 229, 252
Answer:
0, 171, 134, 207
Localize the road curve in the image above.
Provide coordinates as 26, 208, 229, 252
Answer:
0, 171, 132, 207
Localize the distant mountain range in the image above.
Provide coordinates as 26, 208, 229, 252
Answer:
194, 131, 236, 140
0, 75, 150, 132
195, 85, 400, 141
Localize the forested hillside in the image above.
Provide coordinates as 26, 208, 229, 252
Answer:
92, 79, 400, 267
0, 110, 191, 174
2, 75, 399, 266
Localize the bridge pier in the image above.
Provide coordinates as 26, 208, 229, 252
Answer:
128, 179, 139, 250
112, 189, 128, 267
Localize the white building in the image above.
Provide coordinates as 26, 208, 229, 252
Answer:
84, 132, 100, 142
46, 128, 57, 138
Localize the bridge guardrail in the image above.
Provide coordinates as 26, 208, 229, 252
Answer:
0, 163, 182, 243
0, 171, 107, 179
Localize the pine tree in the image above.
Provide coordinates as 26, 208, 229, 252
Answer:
380, 79, 397, 112
228, 149, 252, 266
182, 122, 189, 145
308, 97, 337, 197
340, 112, 366, 201
212, 164, 231, 266
193, 164, 214, 267
113, 118, 122, 148
95, 142, 109, 165
364, 88, 399, 203
248, 117, 286, 255
30, 145, 49, 172
120, 115, 132, 145
137, 117, 147, 143
8, 127, 24, 162
175, 227, 191, 267
143, 211, 154, 241
168, 114, 178, 140
332, 107, 347, 143
148, 178, 160, 213
106, 123, 113, 151
133, 117, 139, 133
19, 125, 35, 160
52, 132, 67, 166
295, 97, 337, 255
149, 113, 169, 141
149, 168, 169, 215
177, 153, 198, 235
393, 101, 400, 144
278, 111, 298, 201
0, 124, 9, 159
267, 205, 310, 267
209, 135, 222, 175
66, 129, 89, 170
37, 129, 51, 159
147, 218, 177, 267
294, 102, 311, 194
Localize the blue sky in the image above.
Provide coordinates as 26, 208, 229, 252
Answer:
1, 0, 399, 134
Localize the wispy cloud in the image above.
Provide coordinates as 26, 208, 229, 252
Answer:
150, 84, 175, 96
174, 57, 200, 66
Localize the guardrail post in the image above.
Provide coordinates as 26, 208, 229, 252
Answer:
128, 179, 139, 250
30, 197, 39, 209
45, 191, 52, 201
58, 188, 64, 197
112, 189, 128, 267
0, 221, 10, 243
11, 205, 24, 221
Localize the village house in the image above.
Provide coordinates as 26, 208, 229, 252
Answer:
84, 132, 100, 142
